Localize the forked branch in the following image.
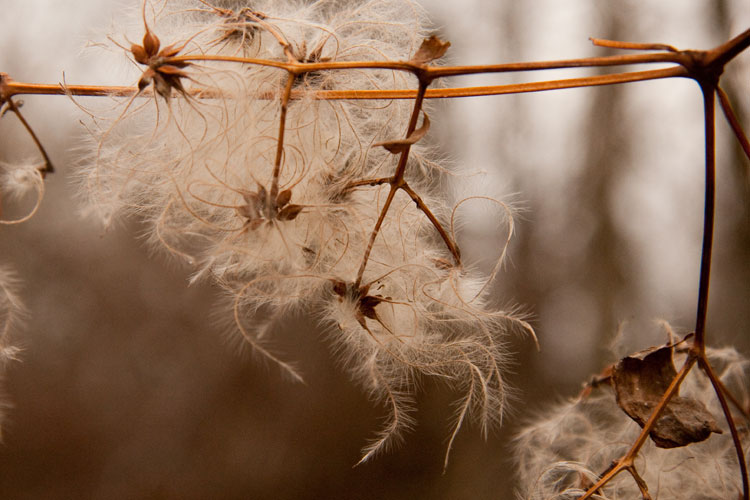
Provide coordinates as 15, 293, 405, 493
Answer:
581, 38, 749, 499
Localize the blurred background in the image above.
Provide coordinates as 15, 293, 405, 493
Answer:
0, 0, 748, 498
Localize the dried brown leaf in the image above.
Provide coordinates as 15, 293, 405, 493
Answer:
374, 113, 430, 154
613, 345, 722, 448
411, 35, 451, 65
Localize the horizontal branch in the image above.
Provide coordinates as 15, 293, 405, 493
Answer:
1, 66, 688, 103
171, 50, 684, 78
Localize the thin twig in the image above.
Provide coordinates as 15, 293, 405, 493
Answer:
2, 67, 688, 102
1, 99, 54, 176
626, 465, 653, 500
580, 36, 749, 498
590, 37, 678, 53
716, 85, 750, 164
693, 80, 716, 351
400, 183, 461, 264
699, 355, 750, 500
269, 73, 296, 207
353, 82, 428, 289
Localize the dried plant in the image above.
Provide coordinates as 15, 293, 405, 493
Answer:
516, 340, 750, 500
0, 0, 748, 496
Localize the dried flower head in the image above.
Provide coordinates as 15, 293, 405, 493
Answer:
77, 0, 531, 465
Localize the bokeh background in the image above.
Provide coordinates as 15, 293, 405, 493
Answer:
0, 0, 748, 498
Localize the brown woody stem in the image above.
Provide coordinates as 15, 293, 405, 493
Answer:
345, 177, 392, 190
694, 81, 716, 351
1, 67, 687, 102
626, 465, 653, 500
170, 50, 686, 78
2, 98, 54, 175
716, 85, 750, 164
269, 73, 296, 207
710, 372, 750, 422
400, 184, 461, 264
353, 83, 428, 289
590, 37, 678, 53
581, 39, 748, 497
698, 355, 749, 500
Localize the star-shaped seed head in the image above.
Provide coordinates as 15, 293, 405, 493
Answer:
131, 25, 191, 100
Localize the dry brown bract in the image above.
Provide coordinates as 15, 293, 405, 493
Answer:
331, 280, 389, 334
236, 186, 303, 231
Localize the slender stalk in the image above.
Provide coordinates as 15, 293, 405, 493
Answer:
581, 56, 742, 500
169, 50, 685, 78
626, 465, 653, 500
353, 83, 427, 289
694, 81, 716, 350
699, 356, 749, 500
705, 27, 750, 70
590, 38, 678, 53
269, 73, 296, 207
693, 70, 748, 500
353, 183, 399, 290
344, 177, 392, 190
716, 86, 750, 163
400, 184, 461, 263
2, 99, 54, 175
1, 67, 688, 102
709, 372, 750, 422
5, 81, 137, 98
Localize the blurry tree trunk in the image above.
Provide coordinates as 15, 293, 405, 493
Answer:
506, 3, 633, 392
572, 6, 631, 347
710, 0, 750, 347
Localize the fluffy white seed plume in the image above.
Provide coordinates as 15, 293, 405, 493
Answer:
0, 266, 23, 365
0, 266, 24, 440
79, 0, 530, 465
515, 346, 750, 500
0, 161, 45, 225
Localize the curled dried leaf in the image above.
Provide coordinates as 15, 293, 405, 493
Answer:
612, 344, 722, 448
374, 112, 430, 154
411, 35, 451, 65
